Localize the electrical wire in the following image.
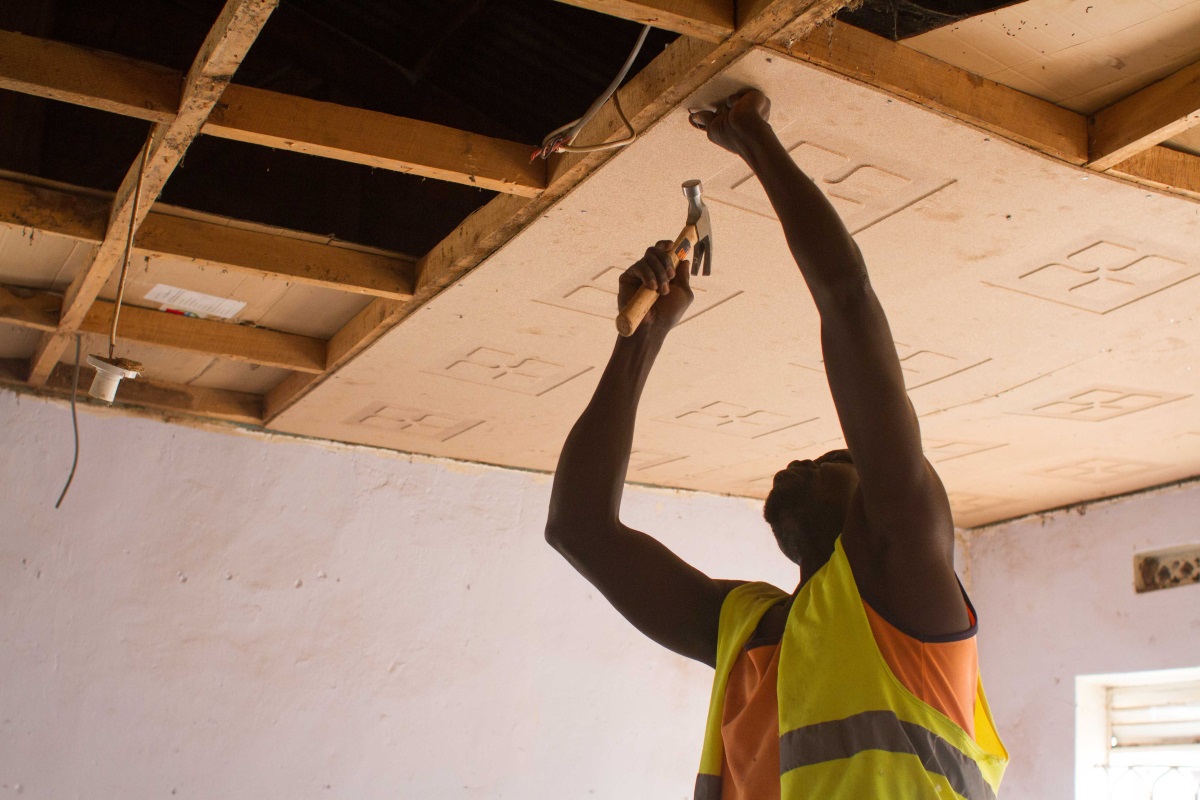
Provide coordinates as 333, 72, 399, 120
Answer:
536, 25, 651, 160
54, 335, 82, 510
110, 139, 150, 360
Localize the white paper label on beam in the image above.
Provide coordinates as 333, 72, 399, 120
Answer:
143, 284, 246, 319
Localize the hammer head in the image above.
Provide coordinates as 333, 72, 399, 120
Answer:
682, 179, 712, 276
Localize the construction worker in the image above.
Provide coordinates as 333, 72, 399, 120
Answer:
544, 89, 1009, 799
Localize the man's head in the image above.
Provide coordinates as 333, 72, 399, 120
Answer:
763, 449, 859, 570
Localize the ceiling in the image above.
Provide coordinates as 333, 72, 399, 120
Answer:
1, 0, 1198, 528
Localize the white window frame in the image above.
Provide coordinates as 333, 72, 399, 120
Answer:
1077, 667, 1200, 800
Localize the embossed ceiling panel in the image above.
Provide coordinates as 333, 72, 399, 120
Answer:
272, 48, 1200, 529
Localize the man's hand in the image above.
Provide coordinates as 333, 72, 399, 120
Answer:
618, 241, 695, 332
689, 89, 772, 158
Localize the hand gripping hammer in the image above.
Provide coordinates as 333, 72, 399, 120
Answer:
616, 179, 713, 336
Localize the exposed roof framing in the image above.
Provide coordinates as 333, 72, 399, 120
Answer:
0, 30, 546, 195
26, 0, 281, 386
0, 358, 264, 424
549, 0, 735, 40
1088, 58, 1200, 172
0, 176, 417, 298
0, 0, 1196, 435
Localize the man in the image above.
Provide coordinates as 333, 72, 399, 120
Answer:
544, 90, 1008, 800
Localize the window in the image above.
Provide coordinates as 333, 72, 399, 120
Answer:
1078, 669, 1200, 800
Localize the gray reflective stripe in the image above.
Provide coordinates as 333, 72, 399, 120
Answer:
779, 710, 995, 800
694, 774, 722, 800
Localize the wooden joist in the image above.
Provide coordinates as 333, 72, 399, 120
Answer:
0, 31, 544, 197
1108, 146, 1200, 199
1089, 59, 1200, 171
550, 0, 734, 41
206, 85, 546, 196
0, 29, 180, 123
29, 0, 281, 387
0, 175, 416, 299
0, 358, 264, 424
0, 286, 328, 372
771, 21, 1089, 164
264, 0, 849, 421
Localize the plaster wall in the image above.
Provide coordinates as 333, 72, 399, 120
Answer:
965, 480, 1200, 800
0, 389, 796, 799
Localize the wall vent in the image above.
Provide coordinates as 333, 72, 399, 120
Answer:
1135, 544, 1200, 594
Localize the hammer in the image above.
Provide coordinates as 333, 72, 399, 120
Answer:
616, 179, 713, 337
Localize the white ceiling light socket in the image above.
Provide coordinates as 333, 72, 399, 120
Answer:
86, 355, 143, 404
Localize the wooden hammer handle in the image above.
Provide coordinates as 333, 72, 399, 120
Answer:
616, 224, 698, 337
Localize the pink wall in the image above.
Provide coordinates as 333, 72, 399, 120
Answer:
965, 480, 1200, 800
0, 390, 795, 798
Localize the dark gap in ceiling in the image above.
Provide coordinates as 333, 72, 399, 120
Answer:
160, 137, 496, 255
836, 0, 1025, 40
0, 0, 677, 255
0, 90, 152, 191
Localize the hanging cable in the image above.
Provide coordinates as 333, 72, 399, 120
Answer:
54, 335, 82, 509
535, 25, 651, 160
110, 139, 150, 359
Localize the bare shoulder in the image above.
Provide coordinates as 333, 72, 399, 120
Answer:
842, 472, 968, 638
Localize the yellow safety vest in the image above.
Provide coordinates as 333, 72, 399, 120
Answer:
695, 536, 1009, 800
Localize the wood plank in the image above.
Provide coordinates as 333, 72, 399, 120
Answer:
0, 176, 107, 241
0, 358, 264, 424
0, 32, 545, 196
135, 214, 416, 299
0, 174, 415, 299
550, 0, 734, 41
79, 301, 328, 373
768, 20, 1089, 164
263, 0, 849, 422
1, 286, 328, 371
28, 0, 280, 386
1089, 59, 1200, 171
1108, 146, 1200, 200
206, 85, 546, 196
0, 29, 179, 123
0, 286, 60, 331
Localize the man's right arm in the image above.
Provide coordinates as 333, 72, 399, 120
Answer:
545, 245, 740, 668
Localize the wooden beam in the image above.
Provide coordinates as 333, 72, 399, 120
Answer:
135, 214, 416, 299
1108, 146, 1200, 199
28, 0, 280, 387
0, 285, 60, 331
2, 286, 328, 371
79, 301, 327, 373
0, 29, 180, 123
0, 358, 264, 425
263, 0, 849, 421
769, 20, 1089, 164
206, 85, 546, 196
0, 174, 416, 299
0, 32, 545, 196
1089, 59, 1200, 171
550, 0, 734, 41
0, 175, 107, 241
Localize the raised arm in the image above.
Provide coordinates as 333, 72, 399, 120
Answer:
695, 92, 966, 636
545, 243, 741, 667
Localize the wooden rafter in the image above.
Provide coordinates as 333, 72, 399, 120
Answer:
770, 21, 1088, 164
263, 0, 851, 421
1109, 146, 1200, 200
0, 286, 327, 372
0, 175, 416, 300
28, 0, 280, 387
205, 86, 546, 196
0, 30, 179, 123
1089, 58, 1200, 172
0, 359, 263, 424
0, 29, 545, 197
550, 0, 734, 41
